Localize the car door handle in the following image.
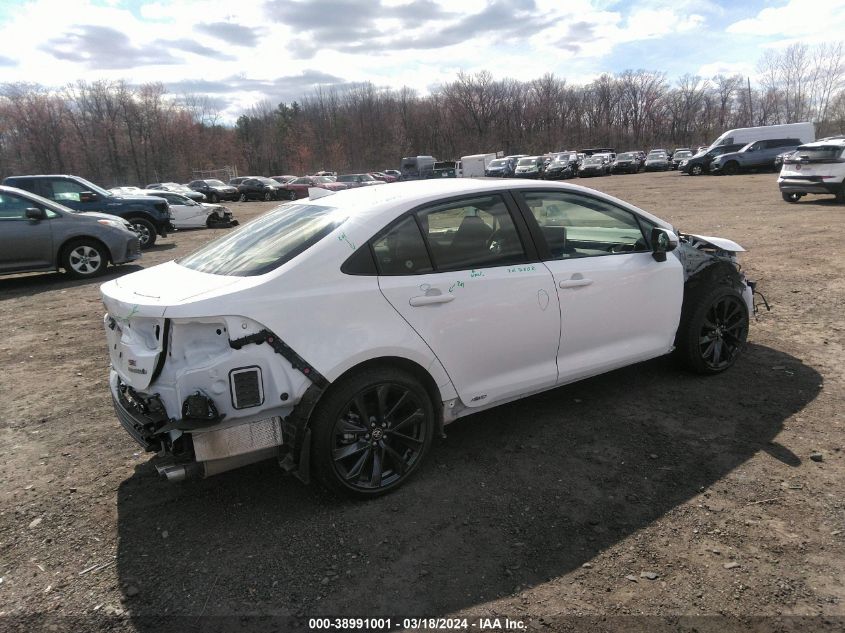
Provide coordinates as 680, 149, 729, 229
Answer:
409, 294, 456, 307
559, 278, 593, 289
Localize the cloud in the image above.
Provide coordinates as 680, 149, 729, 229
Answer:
161, 37, 237, 61
40, 25, 180, 68
0, 54, 16, 67
727, 0, 845, 38
194, 22, 262, 47
164, 70, 350, 105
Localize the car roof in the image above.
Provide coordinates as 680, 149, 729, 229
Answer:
291, 178, 672, 231
798, 137, 845, 148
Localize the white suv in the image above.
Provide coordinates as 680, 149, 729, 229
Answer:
778, 136, 845, 203
101, 180, 756, 497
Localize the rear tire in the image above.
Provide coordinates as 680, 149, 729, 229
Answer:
263, 191, 272, 201
310, 367, 435, 498
675, 285, 749, 375
129, 217, 156, 248
288, 190, 297, 201
723, 161, 739, 176
782, 192, 802, 203
62, 239, 108, 278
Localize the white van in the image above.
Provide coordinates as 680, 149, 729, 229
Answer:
708, 122, 814, 151
459, 153, 498, 178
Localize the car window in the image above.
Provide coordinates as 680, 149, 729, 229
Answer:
0, 192, 36, 219
521, 192, 649, 259
416, 195, 526, 271
49, 180, 87, 202
293, 178, 310, 185
372, 216, 433, 275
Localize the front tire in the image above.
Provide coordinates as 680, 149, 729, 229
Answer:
311, 367, 435, 498
62, 239, 108, 278
723, 161, 739, 176
782, 192, 802, 203
210, 193, 219, 203
690, 164, 703, 176
263, 190, 272, 201
238, 192, 247, 202
675, 285, 749, 374
287, 189, 297, 201
129, 217, 156, 248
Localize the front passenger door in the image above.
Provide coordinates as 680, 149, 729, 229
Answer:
0, 192, 54, 271
516, 190, 684, 384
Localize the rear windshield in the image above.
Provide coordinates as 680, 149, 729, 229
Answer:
488, 159, 507, 167
788, 145, 845, 162
178, 203, 345, 276
206, 180, 226, 186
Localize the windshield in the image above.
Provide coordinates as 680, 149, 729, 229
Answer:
618, 153, 635, 160
647, 153, 666, 159
488, 159, 507, 168
315, 176, 334, 183
178, 203, 346, 276
674, 151, 692, 159
788, 145, 845, 162
256, 177, 276, 185
73, 176, 112, 198
206, 179, 226, 186
517, 158, 536, 166
584, 157, 602, 165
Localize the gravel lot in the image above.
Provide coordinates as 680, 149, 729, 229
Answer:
1, 172, 843, 632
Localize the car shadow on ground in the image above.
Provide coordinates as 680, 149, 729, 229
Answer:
0, 265, 144, 301
113, 343, 820, 630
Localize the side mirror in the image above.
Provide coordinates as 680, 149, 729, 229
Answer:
26, 207, 46, 220
651, 227, 678, 262
79, 191, 98, 203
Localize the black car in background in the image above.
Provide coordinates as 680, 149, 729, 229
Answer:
578, 156, 609, 177
237, 177, 283, 201
187, 179, 239, 202
542, 152, 579, 179
611, 152, 641, 174
678, 143, 745, 176
146, 182, 205, 202
671, 149, 694, 170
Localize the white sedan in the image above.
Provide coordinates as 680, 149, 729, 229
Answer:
141, 190, 237, 229
101, 180, 757, 497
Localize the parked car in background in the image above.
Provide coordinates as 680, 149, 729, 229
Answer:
578, 155, 609, 177
460, 153, 498, 178
3, 174, 171, 248
146, 182, 205, 202
370, 172, 398, 183
314, 171, 336, 177
271, 175, 298, 185
142, 190, 237, 229
611, 152, 641, 174
237, 177, 284, 201
671, 149, 694, 170
710, 138, 802, 175
400, 156, 436, 180
514, 156, 546, 179
383, 169, 402, 180
281, 176, 348, 200
109, 186, 142, 196
228, 177, 250, 187
432, 161, 458, 178
337, 173, 384, 188
542, 152, 579, 179
484, 157, 517, 177
644, 151, 670, 171
778, 137, 845, 203
0, 184, 140, 278
679, 143, 745, 176
102, 179, 756, 496
187, 179, 239, 203
706, 122, 814, 152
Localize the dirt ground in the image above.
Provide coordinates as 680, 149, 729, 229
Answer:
1, 172, 844, 633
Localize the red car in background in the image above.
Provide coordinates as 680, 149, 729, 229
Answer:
271, 175, 297, 185
281, 175, 347, 200
369, 171, 398, 183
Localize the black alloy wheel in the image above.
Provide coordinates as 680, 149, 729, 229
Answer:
312, 368, 435, 497
676, 286, 749, 374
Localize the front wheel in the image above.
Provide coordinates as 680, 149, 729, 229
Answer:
209, 193, 219, 203
263, 190, 272, 201
238, 192, 247, 202
782, 192, 802, 203
675, 285, 749, 374
62, 239, 108, 278
311, 367, 435, 498
722, 161, 739, 176
287, 189, 297, 201
129, 217, 156, 248
690, 164, 704, 176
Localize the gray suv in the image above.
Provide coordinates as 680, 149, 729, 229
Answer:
0, 185, 140, 279
710, 138, 802, 175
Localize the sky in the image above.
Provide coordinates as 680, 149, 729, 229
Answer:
0, 0, 841, 121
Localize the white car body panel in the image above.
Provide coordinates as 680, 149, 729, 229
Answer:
378, 263, 560, 407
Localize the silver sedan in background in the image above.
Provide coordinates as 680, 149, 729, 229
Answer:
0, 185, 140, 279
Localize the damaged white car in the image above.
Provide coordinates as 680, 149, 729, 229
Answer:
102, 180, 761, 497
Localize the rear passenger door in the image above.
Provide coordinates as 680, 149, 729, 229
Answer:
376, 193, 561, 407
515, 190, 683, 384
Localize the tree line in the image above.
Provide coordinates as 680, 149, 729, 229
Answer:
1, 41, 842, 186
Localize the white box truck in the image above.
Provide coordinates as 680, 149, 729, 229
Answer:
459, 153, 497, 178
708, 122, 814, 151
